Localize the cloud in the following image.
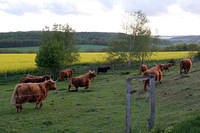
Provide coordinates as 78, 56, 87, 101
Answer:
5, 3, 39, 15
98, 0, 116, 8
178, 0, 200, 14
44, 2, 78, 15
122, 0, 176, 16
0, 0, 80, 15
0, 1, 40, 15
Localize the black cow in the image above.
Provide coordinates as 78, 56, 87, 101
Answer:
97, 66, 111, 74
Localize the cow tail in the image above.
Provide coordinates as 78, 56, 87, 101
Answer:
11, 85, 18, 105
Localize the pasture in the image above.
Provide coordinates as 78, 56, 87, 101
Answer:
0, 45, 107, 53
0, 61, 200, 132
0, 51, 196, 73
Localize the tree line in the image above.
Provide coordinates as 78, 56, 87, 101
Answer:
0, 31, 119, 48
154, 43, 200, 51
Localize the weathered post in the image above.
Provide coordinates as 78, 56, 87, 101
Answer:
148, 75, 156, 130
126, 78, 132, 133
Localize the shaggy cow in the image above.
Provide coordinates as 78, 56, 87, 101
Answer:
160, 63, 173, 72
68, 70, 96, 92
143, 64, 163, 91
140, 64, 148, 74
59, 69, 75, 81
11, 80, 56, 112
97, 66, 110, 74
180, 57, 192, 74
19, 75, 51, 83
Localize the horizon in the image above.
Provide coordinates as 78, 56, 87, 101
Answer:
1, 0, 200, 36
0, 30, 200, 37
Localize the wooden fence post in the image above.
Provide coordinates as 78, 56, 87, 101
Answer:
126, 78, 132, 133
148, 75, 156, 130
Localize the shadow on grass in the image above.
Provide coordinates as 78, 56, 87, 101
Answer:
174, 74, 190, 80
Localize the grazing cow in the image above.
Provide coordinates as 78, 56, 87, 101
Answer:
143, 64, 163, 91
11, 80, 56, 112
160, 63, 173, 72
180, 58, 192, 74
140, 64, 148, 74
97, 66, 110, 74
59, 69, 75, 81
19, 75, 51, 83
68, 70, 96, 92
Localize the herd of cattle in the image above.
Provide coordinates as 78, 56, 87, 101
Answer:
141, 57, 192, 91
10, 57, 192, 112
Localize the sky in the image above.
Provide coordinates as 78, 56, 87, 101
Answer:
0, 0, 200, 35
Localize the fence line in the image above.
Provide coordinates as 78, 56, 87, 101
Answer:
126, 75, 156, 133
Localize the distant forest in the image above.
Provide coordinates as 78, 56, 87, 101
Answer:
0, 31, 119, 48
0, 31, 200, 50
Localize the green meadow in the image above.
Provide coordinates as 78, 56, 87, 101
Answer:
0, 60, 200, 133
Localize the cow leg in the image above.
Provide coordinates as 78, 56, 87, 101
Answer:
16, 104, 22, 112
144, 80, 149, 91
180, 69, 182, 74
84, 86, 89, 89
75, 87, 79, 92
16, 101, 20, 112
159, 72, 162, 84
35, 102, 39, 109
187, 68, 190, 73
85, 82, 90, 90
19, 105, 23, 112
68, 84, 71, 92
184, 69, 187, 74
16, 106, 19, 112
39, 101, 43, 109
85, 80, 91, 89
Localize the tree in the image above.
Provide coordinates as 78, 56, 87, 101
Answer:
106, 33, 130, 64
35, 24, 79, 79
107, 11, 152, 66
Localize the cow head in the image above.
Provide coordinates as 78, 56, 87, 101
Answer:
189, 57, 192, 62
44, 75, 51, 80
156, 64, 164, 71
45, 80, 56, 90
89, 70, 96, 78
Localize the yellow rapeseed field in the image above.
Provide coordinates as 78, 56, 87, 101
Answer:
0, 54, 37, 73
0, 51, 195, 73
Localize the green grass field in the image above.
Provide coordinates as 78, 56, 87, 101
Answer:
0, 45, 107, 53
0, 61, 200, 133
0, 47, 39, 53
78, 45, 107, 52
